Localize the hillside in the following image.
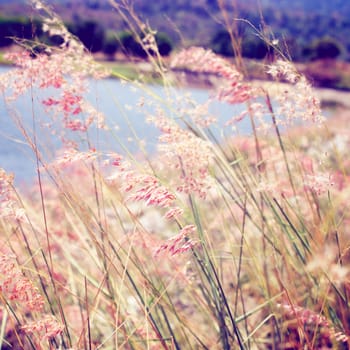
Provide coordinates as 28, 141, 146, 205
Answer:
1, 0, 350, 63
1, 1, 349, 52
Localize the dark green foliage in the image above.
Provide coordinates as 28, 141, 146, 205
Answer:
211, 30, 234, 57
68, 20, 105, 53
312, 37, 342, 59
28, 43, 47, 58
242, 36, 268, 59
155, 32, 173, 56
103, 33, 119, 57
46, 34, 65, 47
303, 37, 342, 60
0, 16, 42, 47
119, 31, 147, 58
118, 31, 173, 58
211, 30, 269, 59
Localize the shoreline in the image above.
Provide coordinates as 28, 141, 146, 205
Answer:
249, 79, 350, 110
169, 69, 350, 110
2, 56, 350, 110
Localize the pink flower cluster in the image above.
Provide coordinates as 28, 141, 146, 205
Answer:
127, 174, 176, 208
164, 207, 184, 221
0, 254, 65, 343
21, 314, 64, 341
278, 303, 348, 343
148, 112, 213, 199
106, 155, 178, 210
2, 51, 65, 99
43, 91, 82, 115
181, 100, 217, 128
0, 168, 14, 212
171, 47, 241, 80
303, 173, 334, 196
0, 254, 44, 311
225, 102, 267, 131
299, 155, 334, 196
155, 224, 197, 257
171, 47, 253, 105
0, 168, 25, 221
51, 148, 98, 169
267, 60, 324, 124
2, 48, 107, 133
106, 156, 197, 257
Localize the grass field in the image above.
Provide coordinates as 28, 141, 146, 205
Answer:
1, 2, 350, 349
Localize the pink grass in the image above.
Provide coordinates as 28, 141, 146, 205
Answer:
0, 2, 350, 349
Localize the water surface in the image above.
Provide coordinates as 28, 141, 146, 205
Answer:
0, 66, 250, 185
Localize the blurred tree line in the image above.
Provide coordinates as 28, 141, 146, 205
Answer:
0, 15, 345, 62
0, 16, 174, 58
210, 29, 343, 61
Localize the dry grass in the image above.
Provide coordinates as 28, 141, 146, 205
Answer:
0, 2, 350, 349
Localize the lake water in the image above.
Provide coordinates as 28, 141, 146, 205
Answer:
0, 65, 251, 185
